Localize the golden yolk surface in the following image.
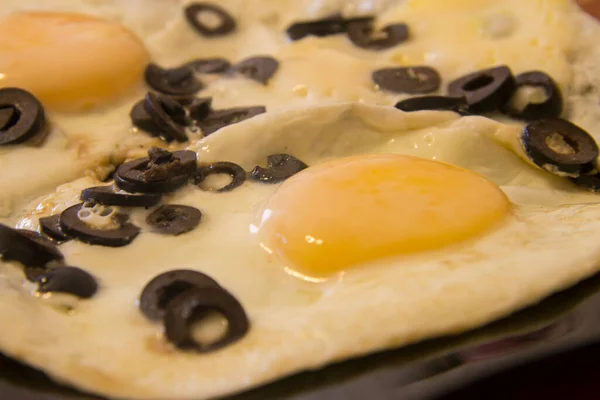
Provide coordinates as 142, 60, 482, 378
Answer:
257, 154, 510, 279
0, 12, 149, 112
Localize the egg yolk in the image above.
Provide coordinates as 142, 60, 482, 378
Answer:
256, 154, 510, 279
0, 12, 149, 112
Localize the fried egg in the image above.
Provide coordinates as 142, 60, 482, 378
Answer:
3, 104, 600, 400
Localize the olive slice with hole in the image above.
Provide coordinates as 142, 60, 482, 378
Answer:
81, 185, 162, 207
115, 149, 197, 194
286, 14, 346, 41
347, 19, 409, 50
144, 63, 203, 96
395, 95, 469, 114
447, 65, 516, 114
36, 266, 98, 299
147, 205, 202, 236
232, 56, 279, 85
140, 269, 221, 321
39, 215, 71, 243
185, 58, 231, 74
0, 88, 46, 145
522, 118, 599, 176
164, 287, 250, 353
502, 71, 563, 121
184, 3, 236, 37
59, 203, 140, 247
0, 224, 63, 267
144, 92, 188, 142
198, 106, 266, 136
194, 162, 246, 192
249, 154, 308, 184
373, 67, 441, 94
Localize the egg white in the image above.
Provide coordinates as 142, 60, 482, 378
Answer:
3, 103, 600, 399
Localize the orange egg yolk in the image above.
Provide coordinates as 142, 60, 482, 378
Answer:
256, 154, 510, 279
0, 12, 149, 112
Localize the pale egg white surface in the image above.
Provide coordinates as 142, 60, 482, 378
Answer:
3, 104, 600, 399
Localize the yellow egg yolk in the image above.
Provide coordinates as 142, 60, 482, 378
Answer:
256, 154, 510, 279
0, 12, 149, 112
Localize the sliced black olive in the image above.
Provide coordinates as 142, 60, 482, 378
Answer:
0, 224, 63, 268
447, 65, 516, 114
522, 118, 599, 176
395, 95, 469, 114
249, 154, 308, 184
347, 19, 409, 50
185, 58, 231, 74
164, 287, 249, 353
39, 215, 71, 243
0, 106, 16, 130
24, 267, 46, 282
144, 63, 203, 96
184, 3, 236, 37
286, 14, 346, 41
0, 88, 46, 145
372, 67, 441, 94
130, 100, 162, 137
188, 97, 213, 122
115, 149, 197, 194
501, 71, 563, 121
144, 92, 188, 142
232, 56, 279, 85
571, 174, 600, 192
198, 106, 266, 136
140, 269, 221, 321
81, 185, 162, 207
194, 162, 246, 192
59, 203, 140, 247
36, 266, 98, 299
147, 205, 202, 236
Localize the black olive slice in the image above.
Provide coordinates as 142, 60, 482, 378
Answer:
188, 97, 213, 122
0, 224, 63, 268
571, 174, 600, 192
81, 185, 162, 207
147, 205, 202, 236
144, 63, 203, 96
0, 88, 46, 145
522, 118, 599, 176
232, 56, 279, 85
115, 149, 197, 194
194, 162, 246, 192
36, 266, 98, 299
249, 154, 308, 184
501, 71, 563, 121
59, 203, 140, 247
130, 100, 162, 137
0, 106, 15, 130
164, 287, 249, 353
144, 92, 188, 143
39, 215, 71, 243
185, 58, 231, 74
25, 267, 46, 282
447, 65, 516, 114
198, 106, 266, 136
184, 3, 236, 37
286, 14, 346, 41
347, 19, 409, 50
372, 67, 441, 94
140, 269, 221, 321
395, 95, 469, 114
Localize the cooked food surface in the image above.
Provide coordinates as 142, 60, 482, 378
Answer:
1, 1, 600, 400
